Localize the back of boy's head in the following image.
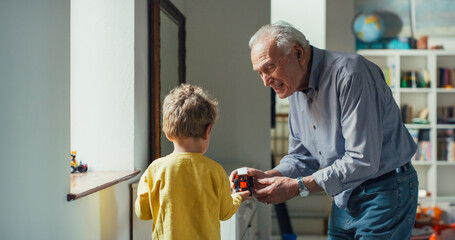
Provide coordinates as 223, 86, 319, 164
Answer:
162, 84, 218, 140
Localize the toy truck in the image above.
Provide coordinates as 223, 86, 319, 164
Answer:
70, 151, 88, 173
234, 167, 254, 196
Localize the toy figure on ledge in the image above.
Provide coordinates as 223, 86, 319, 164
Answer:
70, 151, 88, 173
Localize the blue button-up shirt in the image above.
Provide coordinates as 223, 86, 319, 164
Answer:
274, 47, 417, 209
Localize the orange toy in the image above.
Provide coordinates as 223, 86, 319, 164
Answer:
429, 223, 455, 240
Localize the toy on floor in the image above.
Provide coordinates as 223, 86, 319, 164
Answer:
234, 167, 254, 196
412, 206, 455, 240
429, 223, 455, 240
70, 151, 88, 173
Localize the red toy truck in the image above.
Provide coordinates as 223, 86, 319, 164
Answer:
234, 167, 254, 196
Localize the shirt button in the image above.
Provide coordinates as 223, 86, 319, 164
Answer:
319, 151, 322, 155
313, 125, 316, 130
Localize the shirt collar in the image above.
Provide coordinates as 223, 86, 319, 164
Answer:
303, 46, 324, 93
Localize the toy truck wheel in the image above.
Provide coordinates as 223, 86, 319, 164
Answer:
234, 178, 239, 192
78, 165, 87, 173
247, 176, 254, 188
247, 176, 254, 196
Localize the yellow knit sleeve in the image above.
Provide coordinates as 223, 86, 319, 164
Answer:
135, 171, 153, 220
219, 170, 243, 221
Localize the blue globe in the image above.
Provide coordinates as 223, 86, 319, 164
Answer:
353, 13, 385, 43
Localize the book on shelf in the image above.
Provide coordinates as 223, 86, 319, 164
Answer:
409, 129, 419, 143
401, 104, 413, 124
437, 129, 455, 162
381, 66, 395, 88
415, 141, 432, 162
401, 69, 430, 88
437, 67, 455, 88
437, 106, 455, 124
409, 129, 432, 162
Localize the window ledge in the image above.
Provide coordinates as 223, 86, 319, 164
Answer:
67, 170, 141, 201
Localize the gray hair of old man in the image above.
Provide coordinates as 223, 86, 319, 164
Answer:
248, 21, 310, 55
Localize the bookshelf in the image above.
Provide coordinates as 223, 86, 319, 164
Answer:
358, 50, 455, 204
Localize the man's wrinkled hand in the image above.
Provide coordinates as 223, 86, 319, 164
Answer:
254, 176, 298, 205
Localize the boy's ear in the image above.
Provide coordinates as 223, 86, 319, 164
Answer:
203, 124, 213, 140
166, 134, 173, 142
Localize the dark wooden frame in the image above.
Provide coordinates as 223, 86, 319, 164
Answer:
148, 0, 186, 163
160, 0, 186, 84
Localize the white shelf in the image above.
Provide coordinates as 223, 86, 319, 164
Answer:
436, 88, 455, 93
412, 161, 433, 166
437, 124, 455, 129
400, 88, 431, 93
406, 124, 431, 129
436, 161, 455, 166
358, 49, 455, 56
359, 49, 455, 203
435, 196, 455, 202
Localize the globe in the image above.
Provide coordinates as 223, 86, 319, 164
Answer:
353, 13, 385, 43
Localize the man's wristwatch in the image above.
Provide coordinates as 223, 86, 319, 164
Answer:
297, 177, 310, 198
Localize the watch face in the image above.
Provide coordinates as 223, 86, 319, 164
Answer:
297, 177, 310, 197
299, 188, 310, 197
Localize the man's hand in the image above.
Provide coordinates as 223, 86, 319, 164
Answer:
254, 176, 299, 204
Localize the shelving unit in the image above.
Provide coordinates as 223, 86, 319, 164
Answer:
358, 50, 455, 204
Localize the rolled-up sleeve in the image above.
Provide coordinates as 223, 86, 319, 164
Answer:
219, 171, 242, 221
275, 111, 320, 178
135, 171, 153, 220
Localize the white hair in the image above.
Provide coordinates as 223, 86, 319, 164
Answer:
249, 21, 310, 55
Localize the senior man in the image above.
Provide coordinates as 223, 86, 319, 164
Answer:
231, 21, 418, 239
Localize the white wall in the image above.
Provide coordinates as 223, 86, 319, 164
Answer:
185, 0, 272, 239
326, 0, 355, 53
272, 0, 327, 49
0, 0, 148, 239
1, 0, 69, 238
71, 0, 135, 171
271, 0, 355, 52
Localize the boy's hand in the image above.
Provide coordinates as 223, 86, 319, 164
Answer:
235, 190, 252, 201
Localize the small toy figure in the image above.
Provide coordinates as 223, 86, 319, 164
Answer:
70, 151, 88, 173
234, 167, 254, 196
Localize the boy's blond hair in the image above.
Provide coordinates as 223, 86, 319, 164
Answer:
162, 84, 218, 139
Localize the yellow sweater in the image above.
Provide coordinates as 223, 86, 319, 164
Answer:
135, 152, 242, 239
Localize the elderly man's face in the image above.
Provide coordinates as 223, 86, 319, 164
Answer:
251, 36, 307, 99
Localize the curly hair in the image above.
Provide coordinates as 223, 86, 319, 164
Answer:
162, 84, 218, 139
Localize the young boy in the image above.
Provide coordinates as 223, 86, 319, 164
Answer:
135, 84, 251, 239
